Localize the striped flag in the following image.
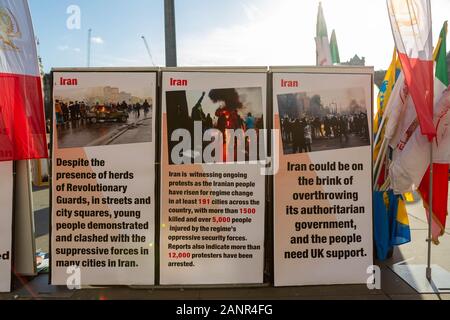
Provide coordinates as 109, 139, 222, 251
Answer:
0, 0, 48, 161
387, 0, 436, 140
419, 21, 449, 244
389, 21, 449, 195
373, 50, 411, 260
374, 52, 403, 190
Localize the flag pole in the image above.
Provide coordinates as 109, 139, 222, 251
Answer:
164, 0, 177, 67
373, 138, 388, 182
87, 28, 92, 67
426, 140, 433, 281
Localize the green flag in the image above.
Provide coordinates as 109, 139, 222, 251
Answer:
435, 21, 448, 89
330, 29, 340, 64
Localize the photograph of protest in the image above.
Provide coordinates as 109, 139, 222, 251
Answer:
277, 87, 370, 155
166, 87, 264, 164
54, 73, 155, 149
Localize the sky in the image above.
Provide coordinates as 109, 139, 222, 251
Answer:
28, 0, 450, 72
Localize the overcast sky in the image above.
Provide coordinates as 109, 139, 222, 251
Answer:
29, 0, 450, 72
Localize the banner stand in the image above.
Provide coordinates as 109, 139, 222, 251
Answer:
159, 67, 268, 286
391, 264, 450, 293
50, 68, 158, 286
131, 68, 273, 289
0, 161, 14, 293
390, 143, 450, 294
272, 67, 374, 287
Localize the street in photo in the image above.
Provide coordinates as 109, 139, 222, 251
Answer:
54, 73, 154, 149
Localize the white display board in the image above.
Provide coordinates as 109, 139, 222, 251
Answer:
0, 161, 13, 292
51, 70, 157, 285
272, 67, 374, 286
160, 69, 267, 285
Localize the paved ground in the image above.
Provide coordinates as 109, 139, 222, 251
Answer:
1, 185, 450, 300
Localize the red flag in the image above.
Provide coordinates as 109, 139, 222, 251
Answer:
0, 0, 48, 161
387, 0, 436, 140
418, 164, 449, 244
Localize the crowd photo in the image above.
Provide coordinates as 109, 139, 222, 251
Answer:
54, 73, 154, 149
277, 88, 370, 155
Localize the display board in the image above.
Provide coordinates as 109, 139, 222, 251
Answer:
160, 69, 267, 285
272, 68, 374, 286
0, 161, 13, 292
51, 70, 157, 285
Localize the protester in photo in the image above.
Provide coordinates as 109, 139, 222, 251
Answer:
191, 92, 207, 123
331, 116, 338, 138
303, 118, 312, 153
256, 116, 264, 131
67, 101, 74, 121
55, 100, 63, 125
324, 116, 331, 138
75, 101, 81, 120
245, 112, 255, 130
282, 117, 291, 142
205, 113, 213, 130
79, 102, 86, 120
143, 99, 151, 118
238, 114, 245, 130
71, 101, 75, 120
281, 117, 288, 141
360, 112, 369, 139
292, 119, 305, 153
216, 110, 226, 135
339, 116, 349, 143
135, 103, 141, 118
61, 102, 69, 123
313, 117, 322, 140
